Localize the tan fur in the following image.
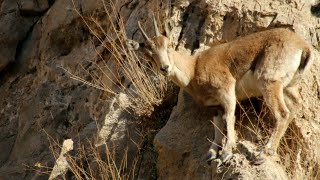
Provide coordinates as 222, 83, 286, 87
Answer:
133, 27, 314, 163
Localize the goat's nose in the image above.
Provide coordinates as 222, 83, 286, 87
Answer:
160, 65, 169, 72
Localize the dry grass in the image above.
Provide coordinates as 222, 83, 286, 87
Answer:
209, 96, 320, 179
235, 98, 320, 179
65, 141, 140, 180
66, 0, 168, 116
27, 129, 143, 180
36, 1, 172, 179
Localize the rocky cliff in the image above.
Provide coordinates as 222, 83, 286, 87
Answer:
0, 0, 319, 179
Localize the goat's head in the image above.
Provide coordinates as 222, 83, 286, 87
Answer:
127, 16, 173, 76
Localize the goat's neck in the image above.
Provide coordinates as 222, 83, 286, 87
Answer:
168, 49, 195, 88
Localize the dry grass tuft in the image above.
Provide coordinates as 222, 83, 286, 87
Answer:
65, 141, 140, 180
66, 0, 167, 116
28, 130, 143, 180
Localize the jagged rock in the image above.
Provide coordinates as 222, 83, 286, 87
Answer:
0, 12, 37, 71
0, 0, 107, 179
18, 0, 49, 16
154, 91, 288, 179
0, 0, 18, 15
48, 139, 74, 180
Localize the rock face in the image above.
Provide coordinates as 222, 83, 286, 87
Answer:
0, 0, 108, 179
0, 0, 319, 179
0, 0, 170, 179
154, 91, 288, 179
154, 0, 320, 179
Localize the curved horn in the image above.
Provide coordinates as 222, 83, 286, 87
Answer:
153, 14, 161, 36
138, 21, 153, 45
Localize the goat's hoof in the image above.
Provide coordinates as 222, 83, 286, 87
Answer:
206, 149, 218, 163
254, 149, 280, 165
253, 150, 268, 165
253, 155, 266, 165
220, 152, 233, 163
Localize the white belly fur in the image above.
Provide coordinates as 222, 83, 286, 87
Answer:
202, 71, 261, 106
236, 71, 261, 101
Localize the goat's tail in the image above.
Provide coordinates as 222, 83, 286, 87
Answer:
298, 47, 315, 73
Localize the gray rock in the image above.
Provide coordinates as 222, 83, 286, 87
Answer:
18, 0, 49, 16
0, 12, 36, 71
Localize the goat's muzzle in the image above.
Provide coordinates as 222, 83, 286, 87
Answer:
160, 65, 169, 74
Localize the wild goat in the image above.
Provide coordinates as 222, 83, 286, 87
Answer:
127, 17, 314, 164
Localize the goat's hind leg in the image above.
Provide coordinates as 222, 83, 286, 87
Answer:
206, 111, 224, 162
256, 80, 292, 164
284, 85, 301, 111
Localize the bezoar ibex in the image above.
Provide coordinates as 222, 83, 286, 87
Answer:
127, 16, 314, 164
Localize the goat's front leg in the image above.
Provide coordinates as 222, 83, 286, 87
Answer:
220, 86, 237, 163
206, 110, 224, 162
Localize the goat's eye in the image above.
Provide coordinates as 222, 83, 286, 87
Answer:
139, 43, 146, 48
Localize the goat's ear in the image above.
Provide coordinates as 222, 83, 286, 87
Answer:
127, 40, 153, 57
164, 20, 173, 38
127, 39, 140, 50
141, 43, 153, 57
